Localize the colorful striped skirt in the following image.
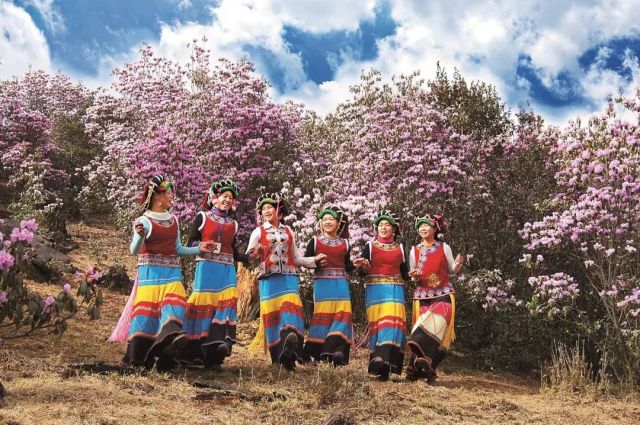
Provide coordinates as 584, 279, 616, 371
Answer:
365, 283, 406, 375
407, 294, 455, 375
183, 260, 238, 366
259, 274, 305, 363
303, 278, 352, 364
126, 263, 186, 368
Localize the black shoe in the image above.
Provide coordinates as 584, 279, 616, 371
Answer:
208, 364, 223, 372
378, 363, 390, 381
281, 356, 296, 371
369, 356, 385, 374
415, 357, 437, 384
414, 357, 434, 373
332, 352, 345, 367
216, 343, 231, 358
163, 333, 187, 357
284, 332, 298, 352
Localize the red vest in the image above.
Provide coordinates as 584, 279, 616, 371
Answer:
314, 235, 348, 279
413, 242, 455, 299
368, 240, 404, 283
140, 216, 177, 256
258, 224, 297, 277
200, 213, 236, 255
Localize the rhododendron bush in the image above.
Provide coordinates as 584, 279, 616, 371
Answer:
83, 43, 300, 234
0, 71, 94, 242
520, 100, 640, 383
0, 219, 102, 341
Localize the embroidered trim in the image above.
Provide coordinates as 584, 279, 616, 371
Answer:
366, 275, 404, 285
413, 284, 455, 300
137, 254, 181, 268
314, 268, 348, 278
317, 235, 345, 247
259, 225, 297, 277
196, 252, 234, 264
206, 211, 234, 224
415, 241, 444, 288
144, 214, 175, 227
372, 240, 400, 251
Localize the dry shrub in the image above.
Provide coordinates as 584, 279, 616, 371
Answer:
237, 264, 258, 321
542, 340, 611, 395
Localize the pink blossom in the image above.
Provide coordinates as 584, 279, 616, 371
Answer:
43, 295, 55, 314
0, 251, 14, 271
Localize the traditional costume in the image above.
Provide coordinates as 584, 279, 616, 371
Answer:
361, 211, 409, 379
246, 193, 317, 370
303, 206, 353, 365
406, 214, 458, 383
118, 176, 201, 370
182, 180, 248, 369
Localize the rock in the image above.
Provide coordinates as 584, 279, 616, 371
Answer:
0, 219, 74, 282
98, 265, 132, 292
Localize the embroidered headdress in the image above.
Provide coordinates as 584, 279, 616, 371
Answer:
139, 175, 173, 210
317, 205, 349, 238
415, 212, 447, 241
201, 179, 239, 210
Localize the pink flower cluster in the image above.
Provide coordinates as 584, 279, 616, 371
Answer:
75, 266, 101, 283
527, 273, 580, 314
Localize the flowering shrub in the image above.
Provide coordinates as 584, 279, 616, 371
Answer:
83, 43, 299, 236
0, 219, 102, 341
521, 99, 640, 384
0, 71, 95, 241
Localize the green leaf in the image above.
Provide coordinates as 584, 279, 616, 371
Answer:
78, 281, 87, 297
90, 307, 101, 320
28, 301, 39, 315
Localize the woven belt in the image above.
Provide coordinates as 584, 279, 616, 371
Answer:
137, 254, 181, 268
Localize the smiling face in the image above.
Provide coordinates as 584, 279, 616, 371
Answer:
153, 187, 173, 210
377, 219, 395, 238
215, 190, 235, 211
418, 222, 436, 241
261, 203, 278, 225
320, 214, 339, 237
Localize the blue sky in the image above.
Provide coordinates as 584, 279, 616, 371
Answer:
2, 0, 640, 125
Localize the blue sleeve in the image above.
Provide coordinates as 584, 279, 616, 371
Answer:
176, 226, 201, 256
130, 219, 151, 255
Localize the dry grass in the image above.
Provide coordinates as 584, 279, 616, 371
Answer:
1, 223, 639, 424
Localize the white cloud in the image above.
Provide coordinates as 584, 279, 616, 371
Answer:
0, 2, 51, 79
24, 0, 65, 34
7, 0, 640, 128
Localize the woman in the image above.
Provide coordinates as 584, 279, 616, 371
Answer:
303, 206, 353, 366
406, 213, 464, 383
124, 175, 214, 370
246, 192, 326, 370
182, 179, 250, 370
353, 210, 409, 380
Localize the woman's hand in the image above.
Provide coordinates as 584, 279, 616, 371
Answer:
408, 269, 422, 279
199, 240, 216, 253
134, 222, 146, 237
248, 245, 263, 261
353, 258, 371, 272
314, 253, 328, 267
454, 253, 465, 272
